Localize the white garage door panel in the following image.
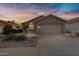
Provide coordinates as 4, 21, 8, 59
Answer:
39, 25, 62, 34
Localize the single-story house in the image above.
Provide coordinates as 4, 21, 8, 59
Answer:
34, 14, 66, 34
65, 17, 79, 33
22, 14, 66, 34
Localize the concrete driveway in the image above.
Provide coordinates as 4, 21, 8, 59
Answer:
0, 34, 79, 56
38, 34, 79, 56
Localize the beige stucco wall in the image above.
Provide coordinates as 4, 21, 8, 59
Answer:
65, 22, 79, 32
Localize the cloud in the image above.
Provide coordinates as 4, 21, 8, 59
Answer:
0, 3, 79, 23
55, 13, 79, 20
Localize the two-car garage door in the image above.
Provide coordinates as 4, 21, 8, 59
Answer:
38, 24, 63, 34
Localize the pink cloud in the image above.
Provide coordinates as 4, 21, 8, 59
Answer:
55, 13, 79, 20
0, 6, 79, 23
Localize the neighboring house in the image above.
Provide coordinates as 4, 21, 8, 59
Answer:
0, 20, 21, 34
34, 14, 66, 34
0, 20, 12, 34
65, 17, 79, 33
7, 21, 21, 29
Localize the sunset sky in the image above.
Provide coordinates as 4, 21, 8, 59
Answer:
0, 3, 79, 23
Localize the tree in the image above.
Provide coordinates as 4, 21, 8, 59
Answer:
21, 23, 29, 33
2, 25, 13, 34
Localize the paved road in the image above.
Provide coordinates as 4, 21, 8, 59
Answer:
0, 34, 79, 56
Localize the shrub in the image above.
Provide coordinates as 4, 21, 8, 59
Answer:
2, 34, 26, 42
15, 35, 26, 41
11, 29, 23, 33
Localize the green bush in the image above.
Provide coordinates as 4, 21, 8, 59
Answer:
11, 29, 23, 33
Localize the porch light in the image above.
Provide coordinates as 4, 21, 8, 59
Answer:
29, 22, 34, 30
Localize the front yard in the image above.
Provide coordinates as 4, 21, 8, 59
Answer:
0, 33, 37, 48
1, 34, 79, 55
